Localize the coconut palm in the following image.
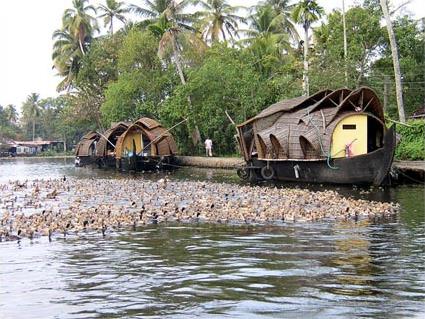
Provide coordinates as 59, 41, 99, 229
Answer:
292, 0, 324, 96
129, 0, 173, 21
194, 0, 246, 43
4, 105, 18, 124
241, 4, 292, 76
62, 0, 98, 55
22, 93, 41, 141
52, 28, 82, 91
98, 0, 129, 34
264, 0, 298, 43
148, 1, 205, 144
380, 0, 405, 122
150, 1, 204, 85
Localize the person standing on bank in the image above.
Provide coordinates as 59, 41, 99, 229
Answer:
205, 138, 213, 157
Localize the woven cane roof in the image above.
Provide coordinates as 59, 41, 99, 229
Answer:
238, 87, 386, 161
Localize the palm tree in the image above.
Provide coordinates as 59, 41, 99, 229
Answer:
380, 0, 405, 122
62, 0, 98, 55
241, 4, 292, 76
52, 28, 82, 91
128, 0, 172, 21
292, 0, 324, 96
98, 0, 129, 34
52, 0, 98, 91
5, 105, 18, 124
149, 1, 205, 144
194, 0, 245, 43
265, 0, 298, 43
22, 93, 41, 141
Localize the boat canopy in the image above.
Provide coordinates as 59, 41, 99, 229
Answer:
237, 87, 386, 161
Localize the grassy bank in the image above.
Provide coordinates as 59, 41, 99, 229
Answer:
395, 120, 425, 161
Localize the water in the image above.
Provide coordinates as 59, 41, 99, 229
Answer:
0, 158, 424, 319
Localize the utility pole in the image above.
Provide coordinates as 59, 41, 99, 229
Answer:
342, 0, 348, 86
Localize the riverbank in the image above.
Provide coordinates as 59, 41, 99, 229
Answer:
1, 155, 423, 183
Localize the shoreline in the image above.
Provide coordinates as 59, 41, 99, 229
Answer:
1, 155, 423, 183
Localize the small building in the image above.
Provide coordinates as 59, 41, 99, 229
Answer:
0, 139, 17, 157
13, 140, 64, 156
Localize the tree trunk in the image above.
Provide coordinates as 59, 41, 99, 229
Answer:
380, 0, 405, 122
303, 24, 310, 96
172, 34, 201, 145
342, 0, 348, 86
32, 119, 35, 141
172, 37, 187, 85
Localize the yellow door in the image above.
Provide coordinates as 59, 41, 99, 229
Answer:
331, 115, 367, 158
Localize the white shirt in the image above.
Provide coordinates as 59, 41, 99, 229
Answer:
205, 139, 212, 149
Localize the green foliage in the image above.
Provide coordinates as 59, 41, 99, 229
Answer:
370, 16, 424, 118
313, 6, 383, 89
161, 45, 271, 155
101, 30, 175, 125
0, 105, 21, 140
395, 120, 425, 160
37, 0, 423, 162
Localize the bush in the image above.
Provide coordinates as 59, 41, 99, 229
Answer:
395, 119, 425, 160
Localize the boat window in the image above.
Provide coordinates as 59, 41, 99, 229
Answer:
342, 124, 356, 130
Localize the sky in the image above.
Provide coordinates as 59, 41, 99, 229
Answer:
0, 0, 423, 111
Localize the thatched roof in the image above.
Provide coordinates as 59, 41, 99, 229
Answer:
238, 87, 386, 160
115, 117, 177, 159
75, 131, 100, 157
239, 89, 332, 126
95, 122, 129, 157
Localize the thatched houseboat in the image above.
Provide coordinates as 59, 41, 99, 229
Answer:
236, 87, 396, 185
115, 117, 178, 171
75, 131, 100, 166
75, 118, 178, 171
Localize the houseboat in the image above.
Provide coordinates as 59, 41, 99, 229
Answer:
115, 117, 178, 171
75, 118, 178, 171
235, 87, 396, 185
74, 131, 100, 166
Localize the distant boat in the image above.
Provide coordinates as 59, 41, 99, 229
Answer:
235, 87, 396, 185
115, 117, 178, 171
75, 118, 178, 171
74, 131, 100, 166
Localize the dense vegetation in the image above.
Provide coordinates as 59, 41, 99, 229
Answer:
395, 120, 425, 160
1, 0, 424, 157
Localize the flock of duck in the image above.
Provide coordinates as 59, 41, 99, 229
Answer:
0, 177, 399, 242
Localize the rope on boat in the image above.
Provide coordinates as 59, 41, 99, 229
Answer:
306, 111, 339, 170
96, 131, 116, 149
139, 118, 188, 155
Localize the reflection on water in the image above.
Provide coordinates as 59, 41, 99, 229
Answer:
0, 158, 424, 319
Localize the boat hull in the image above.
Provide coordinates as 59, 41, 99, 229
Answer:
116, 155, 175, 171
239, 125, 396, 186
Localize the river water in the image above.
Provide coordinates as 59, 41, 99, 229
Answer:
0, 158, 424, 319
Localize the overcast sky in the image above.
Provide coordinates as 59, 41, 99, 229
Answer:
0, 0, 422, 110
